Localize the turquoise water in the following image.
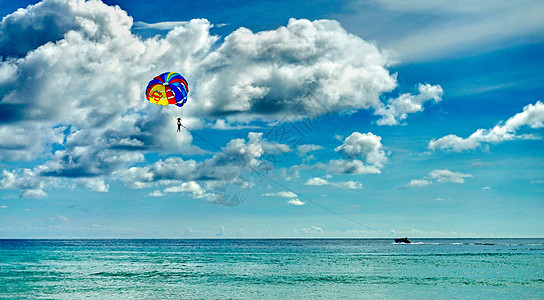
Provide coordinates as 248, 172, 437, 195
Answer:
1, 239, 543, 299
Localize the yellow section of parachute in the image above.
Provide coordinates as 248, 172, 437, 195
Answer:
148, 85, 169, 106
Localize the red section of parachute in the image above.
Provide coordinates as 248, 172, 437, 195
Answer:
165, 86, 176, 104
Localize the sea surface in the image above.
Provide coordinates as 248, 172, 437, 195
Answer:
0, 238, 543, 299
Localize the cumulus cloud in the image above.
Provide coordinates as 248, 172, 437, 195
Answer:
164, 181, 212, 200
78, 178, 109, 192
287, 198, 305, 206
192, 18, 397, 121
408, 169, 472, 187
334, 132, 387, 167
375, 83, 443, 125
325, 159, 382, 175
317, 132, 387, 175
0, 0, 120, 58
429, 101, 544, 151
0, 168, 52, 198
0, 0, 145, 125
305, 177, 330, 186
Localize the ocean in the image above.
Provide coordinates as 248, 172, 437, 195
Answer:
0, 238, 543, 299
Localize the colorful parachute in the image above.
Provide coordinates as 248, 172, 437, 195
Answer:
145, 72, 188, 107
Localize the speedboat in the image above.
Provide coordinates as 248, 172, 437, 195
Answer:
395, 237, 411, 244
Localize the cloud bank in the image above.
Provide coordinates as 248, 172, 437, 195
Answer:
0, 0, 435, 197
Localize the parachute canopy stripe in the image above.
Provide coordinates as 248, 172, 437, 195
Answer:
145, 72, 188, 107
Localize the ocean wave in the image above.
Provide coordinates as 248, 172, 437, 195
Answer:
393, 242, 544, 246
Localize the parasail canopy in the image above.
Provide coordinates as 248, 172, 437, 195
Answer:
145, 72, 188, 107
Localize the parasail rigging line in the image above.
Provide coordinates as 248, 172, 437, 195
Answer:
179, 122, 390, 236
145, 71, 392, 237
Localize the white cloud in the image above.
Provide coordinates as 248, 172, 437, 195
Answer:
278, 165, 301, 181
287, 198, 305, 206
429, 169, 472, 183
148, 190, 165, 197
408, 179, 432, 187
334, 132, 387, 167
78, 178, 109, 192
299, 225, 324, 234
262, 191, 298, 198
192, 18, 397, 121
315, 132, 388, 175
375, 83, 443, 125
22, 189, 47, 199
305, 177, 363, 189
331, 180, 363, 189
297, 144, 324, 157
0, 168, 52, 198
164, 181, 211, 199
0, 205, 7, 209
408, 169, 472, 187
305, 177, 330, 186
325, 159, 382, 175
429, 101, 544, 151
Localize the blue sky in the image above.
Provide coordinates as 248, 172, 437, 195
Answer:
0, 0, 543, 238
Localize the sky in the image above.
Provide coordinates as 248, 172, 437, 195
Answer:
0, 0, 543, 238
